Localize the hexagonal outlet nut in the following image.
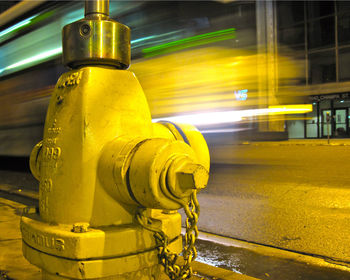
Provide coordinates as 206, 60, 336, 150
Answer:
167, 158, 209, 199
176, 163, 208, 191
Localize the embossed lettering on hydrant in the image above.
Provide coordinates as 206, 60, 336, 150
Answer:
21, 224, 65, 251
40, 118, 62, 215
57, 71, 82, 89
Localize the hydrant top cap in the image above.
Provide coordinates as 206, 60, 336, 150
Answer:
62, 0, 130, 69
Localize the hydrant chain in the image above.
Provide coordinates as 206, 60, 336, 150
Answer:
137, 191, 200, 280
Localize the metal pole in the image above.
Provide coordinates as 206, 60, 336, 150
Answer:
85, 0, 109, 18
327, 112, 330, 144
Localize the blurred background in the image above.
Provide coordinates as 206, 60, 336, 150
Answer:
2, 1, 350, 279
0, 0, 315, 156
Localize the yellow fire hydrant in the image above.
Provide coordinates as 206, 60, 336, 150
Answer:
20, 1, 209, 279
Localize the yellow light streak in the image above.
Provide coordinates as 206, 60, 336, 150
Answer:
153, 105, 313, 126
267, 104, 312, 115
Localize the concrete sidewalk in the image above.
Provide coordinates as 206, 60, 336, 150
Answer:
0, 196, 256, 280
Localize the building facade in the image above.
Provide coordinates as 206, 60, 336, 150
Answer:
277, 1, 350, 138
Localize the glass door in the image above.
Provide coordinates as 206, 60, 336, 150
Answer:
335, 109, 347, 137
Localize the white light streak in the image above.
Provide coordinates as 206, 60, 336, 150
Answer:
1, 47, 62, 75
153, 106, 312, 126
131, 36, 156, 44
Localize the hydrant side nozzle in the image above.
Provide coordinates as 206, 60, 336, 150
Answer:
100, 136, 209, 209
29, 140, 43, 181
155, 122, 210, 172
101, 137, 183, 209
127, 138, 207, 209
98, 136, 146, 206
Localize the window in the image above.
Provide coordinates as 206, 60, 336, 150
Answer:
277, 1, 304, 27
306, 103, 318, 137
338, 12, 350, 46
278, 24, 305, 49
307, 1, 334, 18
308, 50, 336, 84
339, 48, 350, 81
336, 1, 350, 14
308, 16, 335, 49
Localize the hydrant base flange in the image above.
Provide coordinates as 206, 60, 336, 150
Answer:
23, 241, 179, 280
21, 212, 182, 279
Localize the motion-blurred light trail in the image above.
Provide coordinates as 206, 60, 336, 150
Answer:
0, 32, 185, 75
153, 105, 312, 126
0, 47, 62, 74
0, 15, 36, 38
142, 28, 236, 57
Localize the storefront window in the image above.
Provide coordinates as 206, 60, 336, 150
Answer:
288, 115, 305, 138
307, 98, 350, 138
334, 99, 350, 108
333, 100, 349, 137
306, 103, 318, 137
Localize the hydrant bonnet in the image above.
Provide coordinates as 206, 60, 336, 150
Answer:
62, 0, 130, 69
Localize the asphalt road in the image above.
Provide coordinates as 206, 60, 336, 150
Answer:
198, 141, 350, 263
1, 141, 350, 266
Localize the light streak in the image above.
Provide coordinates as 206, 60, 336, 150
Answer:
0, 47, 62, 74
142, 28, 236, 57
0, 15, 36, 38
153, 105, 312, 126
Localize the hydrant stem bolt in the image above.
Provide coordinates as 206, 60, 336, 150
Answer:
72, 223, 90, 233
85, 0, 109, 18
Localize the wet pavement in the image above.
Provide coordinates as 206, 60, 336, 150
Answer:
195, 238, 350, 280
199, 140, 350, 263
